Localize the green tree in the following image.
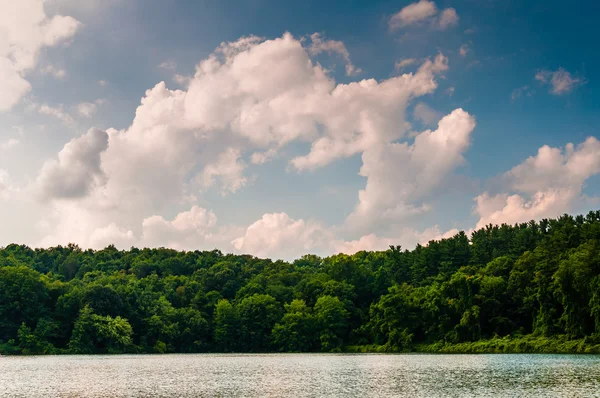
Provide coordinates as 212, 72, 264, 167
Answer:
314, 295, 348, 352
237, 294, 282, 352
69, 306, 133, 354
272, 299, 318, 352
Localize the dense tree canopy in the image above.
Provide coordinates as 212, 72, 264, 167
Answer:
2, 211, 600, 354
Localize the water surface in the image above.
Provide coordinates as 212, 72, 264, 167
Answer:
1, 353, 599, 397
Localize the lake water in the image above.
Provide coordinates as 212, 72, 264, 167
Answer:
1, 353, 599, 397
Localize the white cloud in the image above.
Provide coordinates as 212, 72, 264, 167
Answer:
395, 58, 417, 71
413, 102, 442, 126
389, 0, 458, 31
158, 60, 177, 70
32, 33, 463, 258
437, 8, 459, 30
389, 0, 438, 29
475, 137, 600, 228
89, 223, 135, 249
36, 128, 109, 200
173, 74, 191, 86
231, 211, 460, 259
346, 108, 476, 232
250, 148, 277, 165
459, 44, 470, 57
37, 104, 74, 125
199, 147, 249, 195
141, 206, 218, 249
290, 53, 449, 171
308, 33, 361, 76
98, 80, 108, 86
0, 0, 80, 110
1, 138, 20, 150
232, 212, 332, 259
333, 226, 458, 255
0, 169, 17, 200
511, 85, 533, 101
77, 102, 98, 118
535, 68, 584, 95
40, 65, 67, 79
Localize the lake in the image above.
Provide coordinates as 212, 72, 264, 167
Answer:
1, 353, 599, 397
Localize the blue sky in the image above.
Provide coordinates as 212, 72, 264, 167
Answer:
0, 0, 598, 259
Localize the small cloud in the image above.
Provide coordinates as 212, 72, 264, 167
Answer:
511, 85, 534, 101
459, 44, 470, 57
467, 60, 481, 69
535, 68, 585, 95
436, 8, 459, 30
173, 74, 192, 86
413, 102, 442, 126
98, 80, 108, 86
395, 58, 418, 71
159, 60, 177, 71
1, 138, 20, 150
464, 27, 477, 35
389, 0, 459, 31
38, 104, 74, 125
308, 33, 361, 76
40, 65, 67, 80
445, 87, 455, 96
389, 0, 438, 29
77, 102, 98, 118
251, 149, 277, 165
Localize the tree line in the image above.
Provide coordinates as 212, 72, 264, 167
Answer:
1, 211, 600, 354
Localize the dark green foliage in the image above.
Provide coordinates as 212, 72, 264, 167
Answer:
2, 211, 600, 354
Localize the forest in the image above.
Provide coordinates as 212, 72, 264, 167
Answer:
2, 211, 600, 355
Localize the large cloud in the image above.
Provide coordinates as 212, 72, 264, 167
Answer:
475, 137, 600, 228
0, 0, 80, 110
346, 108, 476, 232
36, 128, 108, 200
32, 33, 467, 258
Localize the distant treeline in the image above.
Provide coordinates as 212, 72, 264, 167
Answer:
2, 211, 600, 355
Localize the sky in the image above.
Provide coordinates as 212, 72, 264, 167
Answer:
0, 0, 599, 260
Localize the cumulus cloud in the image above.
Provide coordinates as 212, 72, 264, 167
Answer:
0, 0, 80, 110
38, 104, 74, 125
395, 58, 418, 71
511, 85, 534, 101
413, 102, 442, 126
1, 138, 19, 150
535, 68, 584, 95
389, 0, 438, 29
158, 60, 177, 70
231, 212, 460, 259
89, 223, 135, 249
389, 0, 458, 31
250, 148, 277, 165
290, 53, 450, 171
308, 33, 360, 76
333, 226, 458, 255
437, 8, 459, 29
33, 33, 464, 257
346, 108, 476, 232
459, 44, 470, 57
475, 137, 600, 228
36, 128, 109, 200
232, 212, 333, 259
76, 102, 98, 118
141, 206, 219, 249
199, 148, 249, 195
0, 169, 17, 200
40, 65, 67, 79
